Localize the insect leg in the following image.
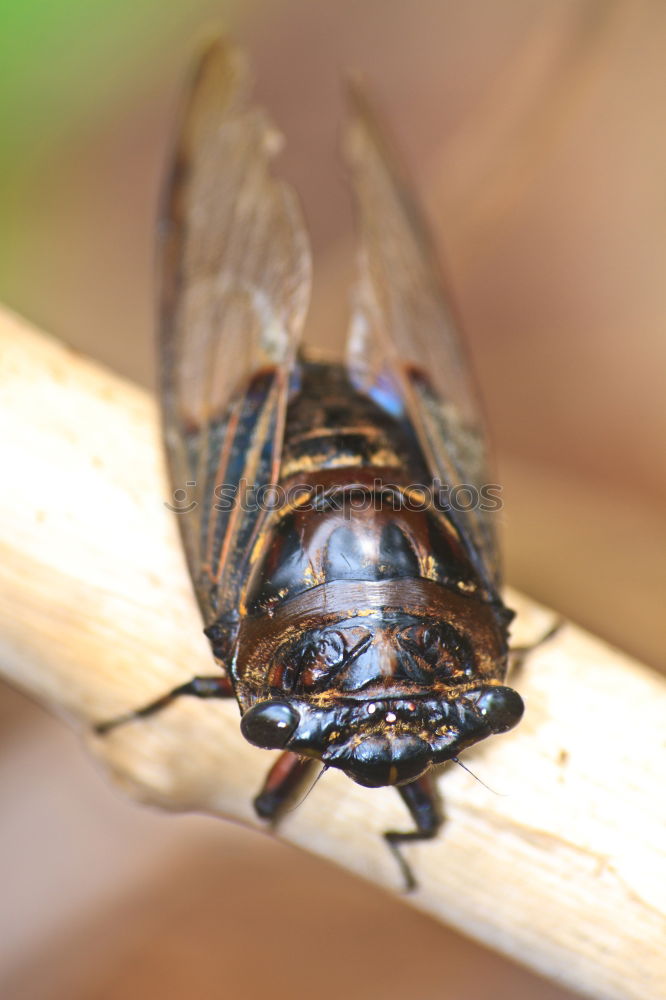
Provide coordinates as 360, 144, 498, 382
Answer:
384, 773, 442, 892
508, 618, 563, 677
253, 751, 319, 821
94, 674, 233, 735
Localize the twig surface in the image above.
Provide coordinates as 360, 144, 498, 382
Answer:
0, 307, 663, 1000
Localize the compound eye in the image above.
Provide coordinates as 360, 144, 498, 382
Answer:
476, 686, 524, 734
240, 700, 300, 749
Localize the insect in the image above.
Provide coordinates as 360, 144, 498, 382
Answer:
96, 39, 524, 890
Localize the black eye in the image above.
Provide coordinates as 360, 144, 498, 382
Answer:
475, 686, 524, 734
398, 621, 471, 677
240, 700, 300, 749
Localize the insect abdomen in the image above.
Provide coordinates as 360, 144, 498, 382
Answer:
279, 361, 426, 482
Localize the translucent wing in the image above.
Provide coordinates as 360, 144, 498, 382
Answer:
159, 40, 311, 631
344, 85, 500, 599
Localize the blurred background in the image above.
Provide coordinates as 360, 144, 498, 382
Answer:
1, 1, 664, 997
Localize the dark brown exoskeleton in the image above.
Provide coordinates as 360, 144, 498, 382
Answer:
96, 41, 524, 890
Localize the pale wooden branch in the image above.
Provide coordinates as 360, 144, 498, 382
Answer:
0, 306, 664, 1000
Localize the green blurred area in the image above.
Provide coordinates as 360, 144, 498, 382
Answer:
2, 0, 186, 167
0, 0, 246, 342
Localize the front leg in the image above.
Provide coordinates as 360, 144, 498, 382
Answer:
385, 773, 442, 892
253, 751, 319, 821
508, 619, 562, 677
94, 674, 233, 735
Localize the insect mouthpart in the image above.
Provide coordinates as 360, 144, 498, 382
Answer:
333, 732, 432, 788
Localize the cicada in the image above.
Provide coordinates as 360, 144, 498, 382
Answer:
97, 40, 523, 889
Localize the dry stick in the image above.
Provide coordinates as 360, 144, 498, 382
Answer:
0, 306, 663, 1000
